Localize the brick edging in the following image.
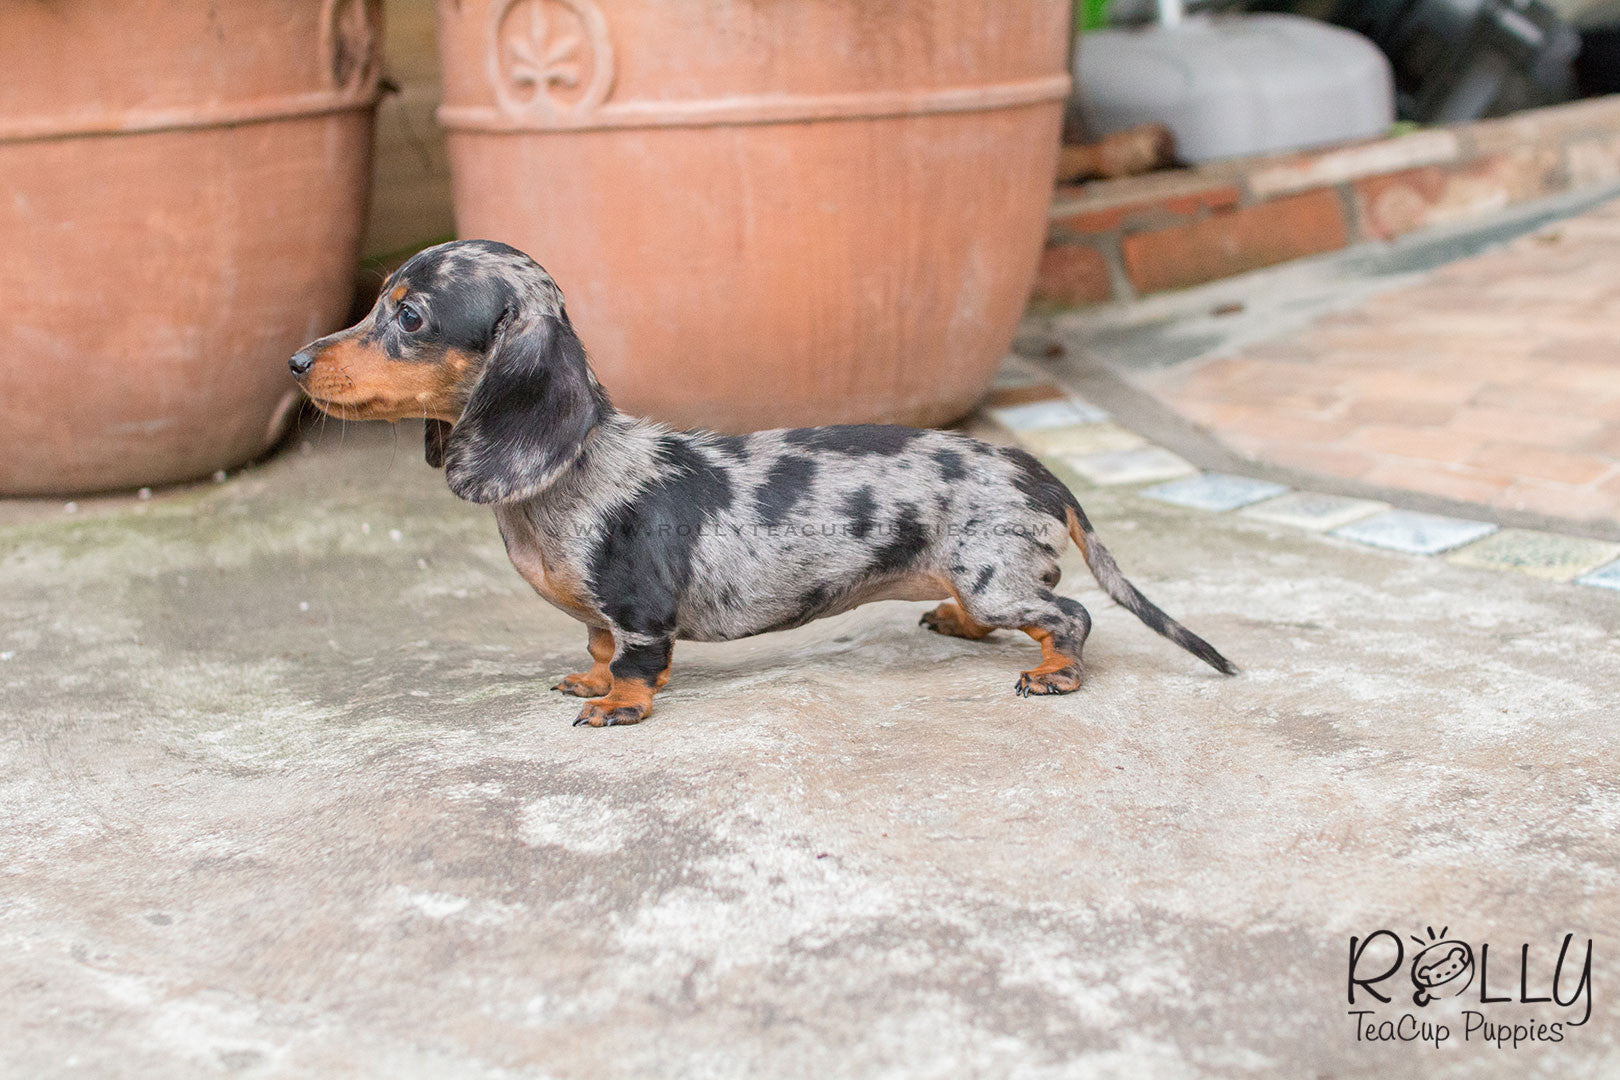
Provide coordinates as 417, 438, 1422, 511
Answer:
1036, 94, 1620, 306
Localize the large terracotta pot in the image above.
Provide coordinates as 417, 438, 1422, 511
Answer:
0, 0, 382, 496
436, 0, 1069, 431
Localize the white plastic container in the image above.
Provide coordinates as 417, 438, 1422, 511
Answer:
1073, 14, 1396, 163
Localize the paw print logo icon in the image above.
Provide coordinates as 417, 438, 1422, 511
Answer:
1409, 927, 1474, 1006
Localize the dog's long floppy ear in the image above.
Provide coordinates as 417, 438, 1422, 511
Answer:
424, 419, 452, 468
442, 311, 605, 504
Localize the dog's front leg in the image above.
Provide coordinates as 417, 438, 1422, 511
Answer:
554, 625, 615, 698
573, 632, 673, 728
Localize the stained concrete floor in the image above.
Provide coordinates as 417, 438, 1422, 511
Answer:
3, 417, 1619, 1078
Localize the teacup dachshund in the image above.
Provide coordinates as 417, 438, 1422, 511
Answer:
291, 240, 1235, 727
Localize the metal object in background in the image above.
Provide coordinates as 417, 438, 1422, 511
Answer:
1330, 0, 1580, 121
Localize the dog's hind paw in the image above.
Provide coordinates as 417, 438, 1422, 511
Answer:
919, 601, 993, 641
1014, 665, 1083, 697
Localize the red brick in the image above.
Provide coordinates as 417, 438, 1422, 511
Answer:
1053, 186, 1241, 236
1265, 442, 1379, 481
1470, 443, 1611, 485
1347, 371, 1477, 405
1344, 398, 1457, 426
1354, 148, 1562, 242
1050, 172, 1242, 235
1471, 382, 1602, 415
1360, 462, 1513, 505
1243, 130, 1460, 198
1031, 244, 1113, 307
1582, 422, 1620, 459
1346, 424, 1484, 463
1467, 95, 1620, 155
1496, 481, 1620, 523
1450, 406, 1600, 448
988, 383, 1066, 408
1120, 190, 1349, 295
1568, 136, 1620, 189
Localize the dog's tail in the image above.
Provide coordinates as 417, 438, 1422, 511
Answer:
1065, 505, 1237, 675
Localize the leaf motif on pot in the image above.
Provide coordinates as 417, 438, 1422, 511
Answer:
490, 0, 615, 120
322, 0, 382, 93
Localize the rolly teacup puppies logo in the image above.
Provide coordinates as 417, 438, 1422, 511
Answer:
1348, 926, 1593, 1049
1409, 927, 1474, 1006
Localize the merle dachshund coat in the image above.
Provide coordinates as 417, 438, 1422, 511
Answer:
291, 241, 1235, 726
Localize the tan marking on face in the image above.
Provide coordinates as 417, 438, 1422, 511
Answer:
389, 283, 408, 303
299, 335, 478, 423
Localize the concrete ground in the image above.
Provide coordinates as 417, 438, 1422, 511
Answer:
4, 413, 1619, 1078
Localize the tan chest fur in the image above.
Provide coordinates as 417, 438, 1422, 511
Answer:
494, 506, 602, 625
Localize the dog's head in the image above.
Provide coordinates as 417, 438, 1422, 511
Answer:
290, 239, 607, 503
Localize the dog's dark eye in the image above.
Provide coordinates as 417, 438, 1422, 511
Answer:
398, 303, 423, 333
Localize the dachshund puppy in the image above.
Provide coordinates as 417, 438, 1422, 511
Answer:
291, 240, 1235, 726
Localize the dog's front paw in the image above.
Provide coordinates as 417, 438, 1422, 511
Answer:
573, 696, 652, 727
1014, 665, 1083, 697
554, 670, 612, 697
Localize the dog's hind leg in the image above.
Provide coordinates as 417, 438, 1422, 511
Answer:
957, 583, 1093, 697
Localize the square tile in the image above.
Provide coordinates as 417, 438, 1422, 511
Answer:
1241, 491, 1389, 532
989, 397, 1109, 432
1062, 447, 1197, 486
1021, 422, 1146, 457
1140, 473, 1291, 512
1446, 529, 1620, 582
1577, 559, 1620, 591
1332, 510, 1498, 555
987, 383, 1068, 409
992, 359, 1045, 390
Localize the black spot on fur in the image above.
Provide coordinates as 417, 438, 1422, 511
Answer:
588, 435, 733, 638
757, 584, 834, 635
999, 446, 1077, 522
840, 486, 878, 540
782, 425, 924, 456
1051, 593, 1087, 619
870, 502, 929, 576
972, 565, 995, 594
933, 447, 967, 481
754, 455, 817, 528
710, 434, 751, 459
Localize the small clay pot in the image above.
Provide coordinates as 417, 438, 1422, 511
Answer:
0, 0, 383, 495
435, 0, 1069, 431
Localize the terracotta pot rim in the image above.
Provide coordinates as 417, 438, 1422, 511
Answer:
0, 88, 383, 146
437, 73, 1071, 134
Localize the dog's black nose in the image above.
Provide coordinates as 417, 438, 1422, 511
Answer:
289, 349, 317, 376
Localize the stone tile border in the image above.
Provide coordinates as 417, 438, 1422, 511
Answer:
982, 359, 1620, 593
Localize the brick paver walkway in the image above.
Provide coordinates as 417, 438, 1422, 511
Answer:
1141, 197, 1620, 524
